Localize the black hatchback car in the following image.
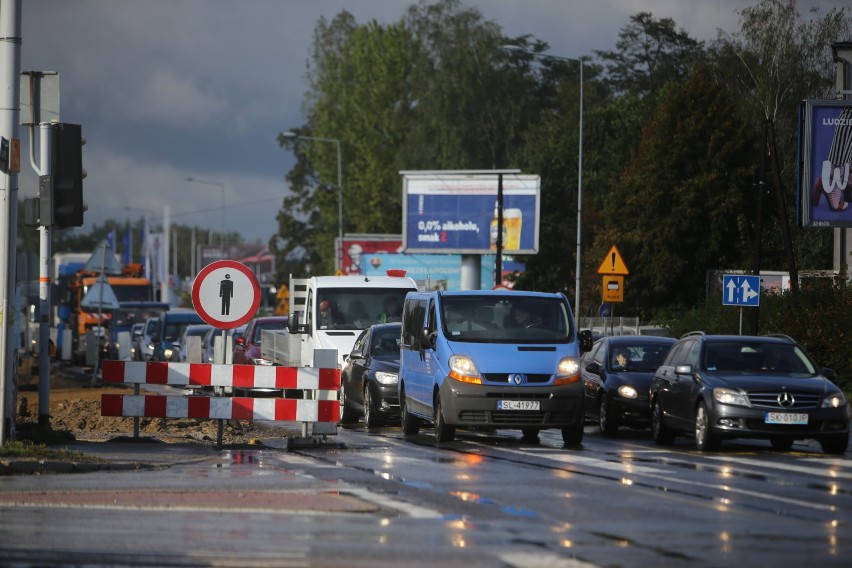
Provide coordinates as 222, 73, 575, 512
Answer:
582, 335, 676, 436
340, 323, 402, 428
650, 332, 849, 454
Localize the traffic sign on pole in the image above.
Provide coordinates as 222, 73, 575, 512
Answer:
192, 260, 261, 328
722, 274, 760, 307
596, 245, 629, 275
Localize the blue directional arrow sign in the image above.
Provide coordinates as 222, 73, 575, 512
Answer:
722, 275, 760, 307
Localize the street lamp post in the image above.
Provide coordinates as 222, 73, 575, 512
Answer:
281, 132, 343, 267
185, 177, 226, 247
502, 45, 584, 323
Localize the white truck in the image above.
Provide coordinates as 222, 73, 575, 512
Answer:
262, 273, 419, 369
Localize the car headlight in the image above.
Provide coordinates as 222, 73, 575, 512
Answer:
448, 355, 482, 384
822, 392, 847, 408
375, 371, 398, 385
251, 358, 274, 366
554, 357, 581, 385
618, 385, 639, 399
713, 387, 750, 407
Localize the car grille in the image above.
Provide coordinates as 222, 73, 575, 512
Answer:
482, 374, 553, 384
747, 391, 821, 410
458, 410, 574, 425
484, 392, 552, 400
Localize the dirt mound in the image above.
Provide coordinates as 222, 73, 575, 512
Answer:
14, 366, 287, 446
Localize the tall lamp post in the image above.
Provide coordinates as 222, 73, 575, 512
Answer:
503, 45, 584, 323
185, 177, 226, 247
281, 132, 343, 266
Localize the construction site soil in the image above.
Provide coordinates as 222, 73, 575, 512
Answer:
13, 362, 284, 446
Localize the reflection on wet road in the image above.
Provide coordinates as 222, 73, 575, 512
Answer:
1, 426, 849, 567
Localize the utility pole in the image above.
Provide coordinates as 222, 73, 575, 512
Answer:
0, 0, 22, 446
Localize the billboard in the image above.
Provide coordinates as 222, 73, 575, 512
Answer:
402, 171, 540, 254
362, 253, 525, 290
336, 234, 403, 275
798, 100, 852, 227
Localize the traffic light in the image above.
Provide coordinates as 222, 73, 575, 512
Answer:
40, 123, 85, 228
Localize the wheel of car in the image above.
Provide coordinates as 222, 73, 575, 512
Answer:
363, 385, 383, 429
400, 386, 420, 436
339, 384, 357, 425
770, 438, 794, 452
561, 419, 584, 446
521, 428, 540, 442
694, 401, 720, 451
819, 434, 849, 455
434, 396, 456, 443
599, 394, 619, 437
651, 399, 676, 445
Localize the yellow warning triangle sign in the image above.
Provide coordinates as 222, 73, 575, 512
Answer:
597, 245, 629, 275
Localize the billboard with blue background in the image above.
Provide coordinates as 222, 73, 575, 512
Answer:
402, 172, 540, 253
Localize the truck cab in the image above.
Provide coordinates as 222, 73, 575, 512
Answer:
287, 274, 418, 368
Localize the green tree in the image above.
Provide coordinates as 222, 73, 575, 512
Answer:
598, 69, 757, 317
277, 0, 546, 276
712, 0, 852, 274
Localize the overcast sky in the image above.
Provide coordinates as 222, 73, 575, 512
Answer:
17, 0, 842, 246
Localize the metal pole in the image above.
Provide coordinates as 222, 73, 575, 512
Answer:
0, 0, 22, 446
37, 123, 51, 427
335, 139, 342, 270
575, 61, 584, 325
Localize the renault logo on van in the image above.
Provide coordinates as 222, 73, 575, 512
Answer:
509, 374, 526, 385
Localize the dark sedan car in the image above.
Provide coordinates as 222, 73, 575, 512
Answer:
233, 316, 289, 366
340, 323, 401, 428
582, 335, 676, 436
650, 332, 850, 454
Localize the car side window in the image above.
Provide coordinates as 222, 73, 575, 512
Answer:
662, 342, 685, 366
352, 329, 368, 355
679, 340, 700, 367
582, 342, 601, 365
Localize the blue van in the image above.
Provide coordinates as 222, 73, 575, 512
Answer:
398, 290, 593, 444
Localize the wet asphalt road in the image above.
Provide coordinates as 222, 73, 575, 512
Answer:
0, 423, 849, 567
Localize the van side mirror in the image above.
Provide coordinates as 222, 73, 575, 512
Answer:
288, 311, 308, 334
578, 329, 593, 353
420, 327, 436, 350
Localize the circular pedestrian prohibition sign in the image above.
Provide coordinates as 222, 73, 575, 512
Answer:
192, 260, 261, 329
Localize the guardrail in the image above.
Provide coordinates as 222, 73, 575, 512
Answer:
100, 358, 340, 448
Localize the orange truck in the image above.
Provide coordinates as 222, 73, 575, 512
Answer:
59, 263, 156, 364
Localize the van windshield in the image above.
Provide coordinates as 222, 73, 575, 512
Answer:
316, 288, 410, 330
440, 295, 574, 343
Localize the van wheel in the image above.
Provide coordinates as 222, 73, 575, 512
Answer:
434, 396, 455, 443
521, 428, 540, 442
561, 419, 584, 446
400, 387, 420, 436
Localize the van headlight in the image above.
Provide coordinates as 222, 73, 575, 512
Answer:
554, 357, 581, 385
448, 355, 482, 384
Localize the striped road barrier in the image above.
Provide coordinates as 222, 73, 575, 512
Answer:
100, 359, 340, 447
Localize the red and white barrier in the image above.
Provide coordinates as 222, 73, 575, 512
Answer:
101, 394, 338, 423
99, 360, 341, 443
101, 360, 339, 390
